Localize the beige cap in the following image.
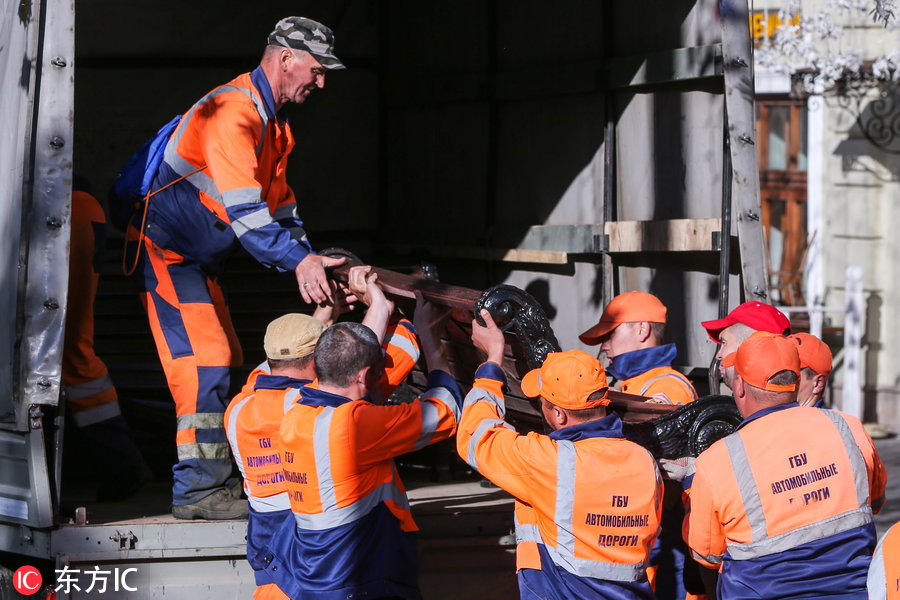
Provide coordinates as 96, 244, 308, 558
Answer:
263, 313, 326, 360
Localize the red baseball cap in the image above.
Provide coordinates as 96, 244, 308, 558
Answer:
721, 332, 800, 392
701, 301, 791, 343
579, 291, 667, 345
521, 350, 610, 409
788, 333, 833, 375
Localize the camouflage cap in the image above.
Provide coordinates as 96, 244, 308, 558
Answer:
267, 17, 345, 70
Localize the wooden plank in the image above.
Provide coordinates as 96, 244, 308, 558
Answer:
330, 262, 483, 311
375, 244, 570, 265
604, 218, 720, 253
721, 0, 770, 301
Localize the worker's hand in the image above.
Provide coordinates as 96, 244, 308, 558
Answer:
312, 281, 357, 326
295, 254, 346, 304
348, 265, 392, 312
658, 456, 695, 483
471, 309, 505, 366
413, 291, 451, 373
645, 393, 674, 405
347, 265, 369, 294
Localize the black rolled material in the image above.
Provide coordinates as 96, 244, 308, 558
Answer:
622, 395, 742, 459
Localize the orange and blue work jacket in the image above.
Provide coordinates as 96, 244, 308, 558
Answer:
147, 66, 311, 270
262, 369, 461, 600
609, 344, 697, 405
684, 403, 887, 599
458, 363, 663, 600
868, 521, 900, 600
224, 319, 420, 589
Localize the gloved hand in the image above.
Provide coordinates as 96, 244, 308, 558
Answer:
658, 456, 695, 482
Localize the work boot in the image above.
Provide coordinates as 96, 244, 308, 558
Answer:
171, 488, 248, 520
226, 477, 245, 499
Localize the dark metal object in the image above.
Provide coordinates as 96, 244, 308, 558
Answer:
623, 395, 742, 458
824, 78, 900, 155
324, 251, 741, 458
475, 284, 561, 370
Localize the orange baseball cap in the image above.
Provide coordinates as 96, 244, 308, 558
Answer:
789, 333, 833, 375
521, 350, 610, 409
579, 291, 667, 345
721, 332, 800, 392
701, 301, 791, 343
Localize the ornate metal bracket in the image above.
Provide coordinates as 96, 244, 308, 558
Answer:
824, 77, 900, 155
623, 395, 742, 458
475, 284, 561, 370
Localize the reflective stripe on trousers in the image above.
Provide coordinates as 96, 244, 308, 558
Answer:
177, 412, 231, 460
723, 411, 873, 560
293, 407, 411, 531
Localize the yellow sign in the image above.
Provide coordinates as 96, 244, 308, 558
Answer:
749, 11, 801, 41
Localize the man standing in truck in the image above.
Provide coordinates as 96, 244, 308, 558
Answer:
130, 17, 347, 519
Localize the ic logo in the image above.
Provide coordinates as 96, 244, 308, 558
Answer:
13, 565, 42, 595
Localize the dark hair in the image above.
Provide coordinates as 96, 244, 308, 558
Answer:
768, 370, 799, 386
650, 322, 666, 344
314, 322, 381, 387
545, 390, 609, 421
267, 354, 314, 373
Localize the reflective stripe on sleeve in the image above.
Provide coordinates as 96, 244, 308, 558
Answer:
72, 402, 121, 427
463, 388, 505, 418
249, 491, 292, 514
293, 481, 410, 531
222, 187, 265, 209
413, 401, 441, 451
232, 204, 277, 238
466, 418, 513, 470
386, 332, 420, 362
66, 374, 115, 401
425, 386, 460, 422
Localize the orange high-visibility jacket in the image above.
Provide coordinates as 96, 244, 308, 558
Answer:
148, 67, 311, 270
685, 404, 887, 599
457, 363, 663, 599
263, 369, 461, 600
224, 319, 420, 590
620, 366, 697, 405
609, 345, 697, 405
868, 521, 900, 600
226, 319, 420, 505
64, 190, 119, 426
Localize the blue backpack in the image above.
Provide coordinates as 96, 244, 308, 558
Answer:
108, 115, 183, 231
